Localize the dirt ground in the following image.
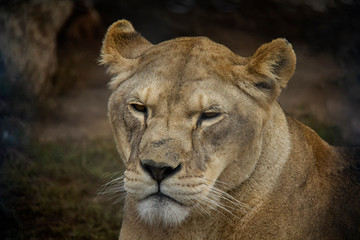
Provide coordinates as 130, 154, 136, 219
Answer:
36, 5, 360, 146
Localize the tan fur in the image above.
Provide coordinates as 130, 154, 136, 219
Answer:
100, 20, 360, 240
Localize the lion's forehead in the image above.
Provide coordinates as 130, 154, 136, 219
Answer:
116, 38, 250, 113
144, 36, 235, 59
136, 37, 246, 80
129, 77, 242, 114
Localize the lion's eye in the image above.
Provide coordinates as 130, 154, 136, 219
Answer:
131, 103, 147, 113
199, 111, 221, 121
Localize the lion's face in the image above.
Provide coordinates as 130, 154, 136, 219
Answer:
101, 20, 296, 226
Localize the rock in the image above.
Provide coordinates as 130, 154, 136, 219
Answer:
0, 0, 73, 157
0, 0, 74, 98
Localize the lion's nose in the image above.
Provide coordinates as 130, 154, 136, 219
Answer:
141, 159, 181, 183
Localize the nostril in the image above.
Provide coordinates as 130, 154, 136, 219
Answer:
162, 164, 181, 179
141, 160, 181, 183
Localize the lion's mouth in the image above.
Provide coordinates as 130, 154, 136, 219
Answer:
146, 192, 186, 206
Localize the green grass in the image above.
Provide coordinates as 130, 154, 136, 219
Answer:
0, 138, 124, 240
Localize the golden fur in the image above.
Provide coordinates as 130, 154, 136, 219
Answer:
100, 20, 360, 240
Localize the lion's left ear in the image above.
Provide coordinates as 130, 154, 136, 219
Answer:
100, 20, 153, 90
242, 38, 296, 103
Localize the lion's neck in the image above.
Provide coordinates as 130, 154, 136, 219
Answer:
230, 102, 291, 222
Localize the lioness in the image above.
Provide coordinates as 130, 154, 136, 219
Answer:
100, 20, 360, 240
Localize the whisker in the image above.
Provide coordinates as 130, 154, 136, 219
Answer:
101, 171, 123, 180
98, 181, 125, 196
190, 199, 216, 221
198, 177, 252, 213
197, 195, 242, 221
209, 188, 238, 205
197, 196, 222, 215
206, 191, 242, 212
113, 194, 128, 204
97, 173, 127, 204
202, 177, 231, 188
209, 187, 252, 211
98, 175, 125, 191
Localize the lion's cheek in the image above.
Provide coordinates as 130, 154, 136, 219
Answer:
202, 116, 262, 188
115, 129, 131, 163
215, 134, 263, 190
111, 108, 144, 165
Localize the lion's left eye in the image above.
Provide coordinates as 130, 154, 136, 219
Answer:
199, 111, 221, 121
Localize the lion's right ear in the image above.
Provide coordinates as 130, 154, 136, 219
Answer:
234, 38, 296, 107
100, 20, 153, 90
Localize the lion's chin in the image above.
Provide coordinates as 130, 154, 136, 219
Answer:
136, 194, 190, 227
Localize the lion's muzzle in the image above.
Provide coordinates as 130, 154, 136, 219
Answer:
140, 159, 182, 183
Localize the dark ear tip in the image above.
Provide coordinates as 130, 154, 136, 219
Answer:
271, 38, 293, 50
109, 19, 135, 33
277, 38, 290, 46
254, 81, 272, 90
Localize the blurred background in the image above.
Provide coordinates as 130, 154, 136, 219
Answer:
1, 0, 359, 239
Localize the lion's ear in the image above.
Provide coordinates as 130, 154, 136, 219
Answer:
244, 38, 296, 103
100, 20, 153, 90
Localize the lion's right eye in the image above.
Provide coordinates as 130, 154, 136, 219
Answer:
130, 103, 147, 113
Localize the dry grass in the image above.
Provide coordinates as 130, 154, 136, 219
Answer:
0, 138, 124, 240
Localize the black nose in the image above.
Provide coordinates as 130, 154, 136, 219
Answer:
141, 159, 181, 183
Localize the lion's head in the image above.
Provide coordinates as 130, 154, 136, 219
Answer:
100, 20, 296, 226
